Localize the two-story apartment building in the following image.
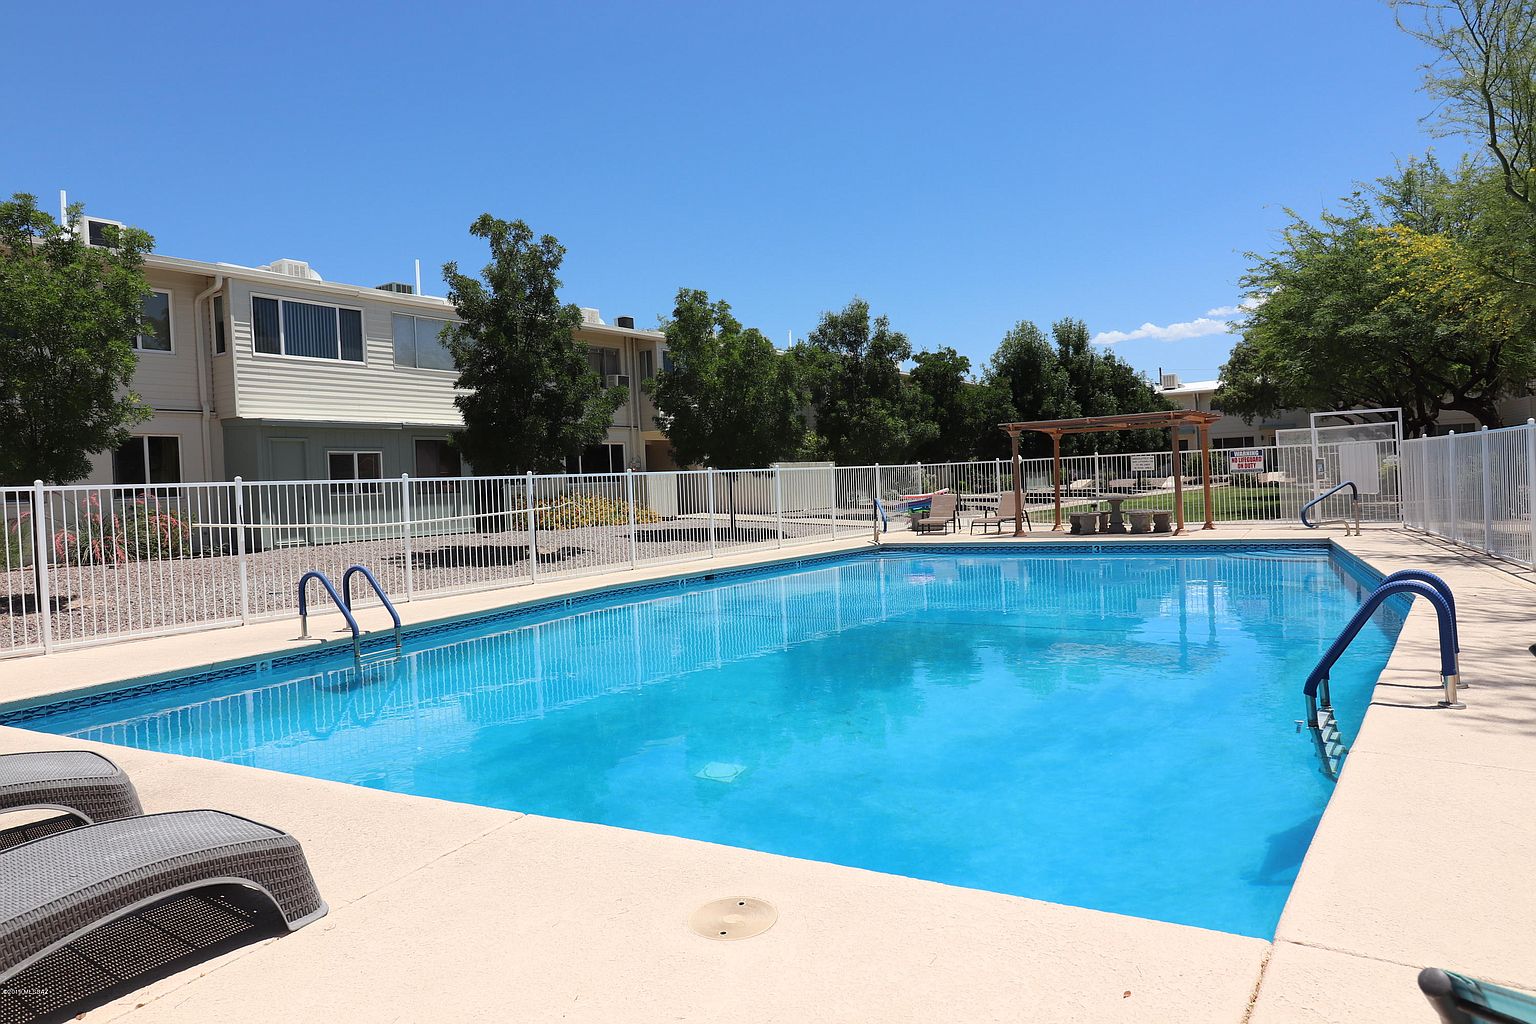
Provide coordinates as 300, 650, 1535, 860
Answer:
78, 227, 672, 487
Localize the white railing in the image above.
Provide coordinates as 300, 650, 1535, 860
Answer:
1401, 420, 1536, 567
0, 437, 1404, 658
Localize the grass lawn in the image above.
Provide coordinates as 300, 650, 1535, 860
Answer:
1052, 485, 1299, 523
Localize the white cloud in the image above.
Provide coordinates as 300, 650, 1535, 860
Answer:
1091, 316, 1235, 346
1092, 297, 1259, 345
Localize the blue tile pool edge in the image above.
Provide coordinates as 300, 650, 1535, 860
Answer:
0, 537, 1378, 726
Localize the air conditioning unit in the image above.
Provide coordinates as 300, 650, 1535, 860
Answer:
79, 216, 126, 247
261, 258, 324, 281
376, 281, 414, 294
580, 307, 604, 325
605, 374, 631, 389
615, 315, 635, 329
1160, 373, 1182, 390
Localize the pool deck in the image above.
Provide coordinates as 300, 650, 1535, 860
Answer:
1, 523, 1533, 1023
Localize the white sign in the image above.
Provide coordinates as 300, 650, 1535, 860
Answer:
1229, 449, 1265, 472
1129, 454, 1157, 472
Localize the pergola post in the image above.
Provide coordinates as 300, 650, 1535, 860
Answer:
1010, 430, 1025, 537
1171, 425, 1185, 535
1199, 423, 1215, 530
1051, 432, 1064, 531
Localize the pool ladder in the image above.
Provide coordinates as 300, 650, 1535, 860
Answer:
298, 565, 402, 671
1299, 570, 1461, 777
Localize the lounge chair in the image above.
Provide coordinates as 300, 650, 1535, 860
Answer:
1105, 478, 1138, 493
1, 809, 327, 1023
969, 492, 1029, 534
1066, 479, 1096, 495
1258, 471, 1295, 486
914, 493, 958, 534
1419, 966, 1536, 1022
1, 751, 143, 852
1141, 476, 1176, 491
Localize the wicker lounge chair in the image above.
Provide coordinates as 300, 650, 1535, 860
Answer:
0, 751, 143, 852
969, 492, 1027, 534
914, 493, 958, 534
1, 809, 327, 1023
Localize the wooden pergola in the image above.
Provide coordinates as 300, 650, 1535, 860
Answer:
1000, 410, 1224, 536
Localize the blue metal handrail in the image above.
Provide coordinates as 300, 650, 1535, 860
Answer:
1379, 569, 1459, 653
1303, 578, 1461, 727
298, 570, 360, 644
342, 564, 403, 656
1301, 480, 1360, 533
873, 496, 889, 533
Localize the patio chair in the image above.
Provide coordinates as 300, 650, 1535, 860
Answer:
969, 492, 1029, 534
1105, 478, 1138, 493
1419, 966, 1536, 1023
914, 493, 958, 534
1, 809, 327, 1023
1141, 476, 1176, 492
1065, 479, 1096, 495
0, 751, 143, 852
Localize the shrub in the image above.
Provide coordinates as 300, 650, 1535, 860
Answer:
523, 493, 662, 530
3, 508, 32, 568
121, 493, 192, 560
49, 491, 193, 565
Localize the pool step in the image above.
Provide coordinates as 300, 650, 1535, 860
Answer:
1312, 709, 1349, 781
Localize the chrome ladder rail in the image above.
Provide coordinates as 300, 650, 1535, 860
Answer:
297, 567, 402, 671
341, 564, 403, 666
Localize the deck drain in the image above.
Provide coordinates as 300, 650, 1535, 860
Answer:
689, 897, 777, 941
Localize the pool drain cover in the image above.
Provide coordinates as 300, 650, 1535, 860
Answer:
689, 897, 777, 940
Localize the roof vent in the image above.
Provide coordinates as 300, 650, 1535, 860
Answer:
615, 315, 636, 329
262, 259, 323, 281
376, 282, 415, 294
1160, 373, 1182, 390
579, 307, 604, 325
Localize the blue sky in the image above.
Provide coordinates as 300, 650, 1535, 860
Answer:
4, 1, 1461, 383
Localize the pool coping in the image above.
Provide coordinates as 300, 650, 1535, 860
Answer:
2, 524, 1534, 1022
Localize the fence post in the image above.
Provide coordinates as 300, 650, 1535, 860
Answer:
1446, 431, 1458, 544
774, 465, 784, 548
30, 480, 53, 654
873, 463, 882, 537
706, 467, 717, 558
1527, 420, 1536, 567
830, 466, 839, 537
400, 474, 415, 601
233, 476, 249, 626
625, 469, 638, 568
1094, 451, 1103, 490
1479, 426, 1493, 555
525, 472, 539, 583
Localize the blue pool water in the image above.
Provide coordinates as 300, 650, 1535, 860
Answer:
3, 546, 1403, 938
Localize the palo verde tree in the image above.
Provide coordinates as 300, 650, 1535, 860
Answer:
442, 215, 624, 473
1215, 179, 1536, 435
0, 193, 154, 486
650, 288, 805, 528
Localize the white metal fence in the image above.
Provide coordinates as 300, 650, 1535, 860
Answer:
1401, 421, 1536, 567
0, 436, 1405, 658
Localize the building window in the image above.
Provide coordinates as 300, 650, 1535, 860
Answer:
566, 443, 624, 474
1213, 436, 1257, 449
212, 295, 227, 355
112, 436, 181, 486
252, 296, 364, 362
414, 439, 461, 479
587, 347, 620, 377
392, 314, 455, 370
327, 450, 383, 494
638, 348, 655, 381
134, 290, 172, 352
661, 350, 674, 373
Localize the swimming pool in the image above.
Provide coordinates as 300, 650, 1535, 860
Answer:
1, 544, 1402, 939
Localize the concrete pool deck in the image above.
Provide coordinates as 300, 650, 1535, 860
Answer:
0, 524, 1532, 1022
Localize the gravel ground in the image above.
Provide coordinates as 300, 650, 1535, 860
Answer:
0, 512, 868, 655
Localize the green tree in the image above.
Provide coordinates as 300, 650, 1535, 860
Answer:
792, 298, 934, 464
1049, 318, 1171, 453
1215, 192, 1536, 435
651, 288, 805, 467
907, 347, 974, 463
443, 215, 624, 473
0, 194, 155, 486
